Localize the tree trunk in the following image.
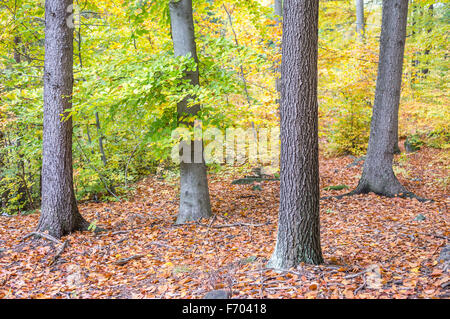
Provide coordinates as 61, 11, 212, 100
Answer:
410, 0, 422, 83
355, 0, 365, 40
268, 0, 323, 269
274, 0, 283, 95
37, 0, 89, 238
352, 0, 410, 197
169, 0, 212, 224
95, 112, 107, 166
421, 4, 434, 75
13, 36, 21, 63
274, 0, 283, 18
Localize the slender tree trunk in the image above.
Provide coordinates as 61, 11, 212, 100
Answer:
410, 1, 421, 83
351, 0, 411, 198
422, 4, 433, 75
10, 33, 30, 210
274, 0, 283, 95
37, 0, 89, 238
275, 0, 283, 18
95, 112, 107, 166
355, 0, 365, 40
268, 0, 323, 269
169, 0, 212, 224
13, 36, 21, 63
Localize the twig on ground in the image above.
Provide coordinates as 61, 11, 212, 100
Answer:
265, 286, 297, 291
345, 270, 368, 279
49, 240, 69, 266
97, 230, 129, 237
259, 268, 265, 299
113, 254, 144, 266
197, 221, 270, 229
417, 232, 449, 241
146, 241, 175, 250
354, 275, 367, 295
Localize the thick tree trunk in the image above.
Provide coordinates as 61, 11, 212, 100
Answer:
352, 0, 410, 197
169, 0, 212, 224
355, 0, 365, 40
37, 0, 88, 238
268, 0, 323, 269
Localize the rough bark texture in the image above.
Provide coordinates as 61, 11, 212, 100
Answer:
352, 0, 410, 197
37, 0, 88, 238
268, 0, 323, 269
355, 0, 365, 39
170, 0, 212, 224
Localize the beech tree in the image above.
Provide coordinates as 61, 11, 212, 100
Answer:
274, 0, 283, 94
268, 0, 323, 269
355, 0, 365, 39
350, 0, 418, 199
169, 0, 212, 224
37, 0, 89, 238
275, 0, 283, 18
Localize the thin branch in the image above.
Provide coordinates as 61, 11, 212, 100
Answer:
124, 141, 141, 188
196, 221, 270, 229
75, 137, 122, 202
113, 254, 144, 266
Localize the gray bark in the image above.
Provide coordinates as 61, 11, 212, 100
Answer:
268, 0, 323, 269
95, 112, 107, 166
352, 0, 410, 197
275, 0, 283, 20
274, 0, 283, 94
355, 0, 365, 39
169, 0, 212, 224
422, 4, 434, 75
37, 0, 88, 238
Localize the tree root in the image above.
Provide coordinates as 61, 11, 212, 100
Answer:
48, 240, 69, 266
321, 190, 433, 203
22, 232, 62, 245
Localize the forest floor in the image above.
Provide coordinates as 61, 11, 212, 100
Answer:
0, 146, 448, 299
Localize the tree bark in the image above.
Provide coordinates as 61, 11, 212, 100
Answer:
275, 0, 283, 18
37, 0, 89, 238
274, 0, 283, 94
169, 0, 212, 224
13, 36, 21, 63
95, 112, 107, 166
351, 0, 411, 197
268, 0, 323, 269
355, 0, 365, 40
421, 4, 434, 75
